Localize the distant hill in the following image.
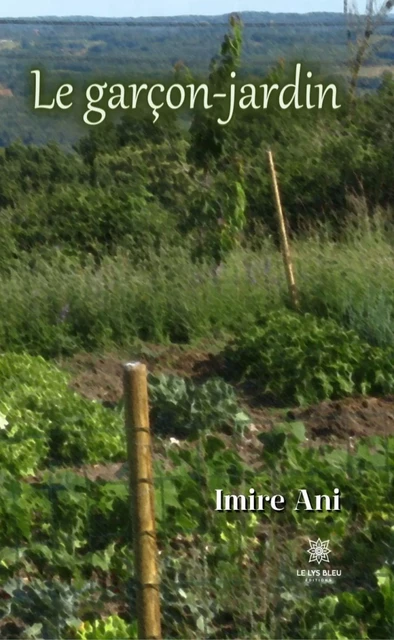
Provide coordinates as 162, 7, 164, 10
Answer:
0, 11, 393, 146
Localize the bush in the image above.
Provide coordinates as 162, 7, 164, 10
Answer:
3, 184, 177, 260
224, 310, 394, 406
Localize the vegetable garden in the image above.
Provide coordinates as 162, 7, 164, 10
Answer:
0, 317, 393, 638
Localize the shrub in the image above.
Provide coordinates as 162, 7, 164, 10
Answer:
224, 310, 394, 406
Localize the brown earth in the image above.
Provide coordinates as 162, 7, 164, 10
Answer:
59, 346, 394, 451
59, 343, 222, 406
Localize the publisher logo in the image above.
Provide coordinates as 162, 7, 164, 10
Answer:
296, 538, 341, 584
307, 538, 331, 564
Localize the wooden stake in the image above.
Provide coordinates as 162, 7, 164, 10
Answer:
267, 149, 299, 311
123, 362, 161, 640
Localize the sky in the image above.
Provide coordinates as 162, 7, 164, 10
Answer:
0, 1, 346, 19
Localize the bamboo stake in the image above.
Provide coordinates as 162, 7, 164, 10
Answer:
267, 149, 299, 311
123, 362, 161, 640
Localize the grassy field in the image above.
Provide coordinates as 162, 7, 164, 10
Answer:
1, 208, 394, 356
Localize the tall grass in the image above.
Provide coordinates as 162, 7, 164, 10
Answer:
295, 204, 394, 347
1, 208, 394, 357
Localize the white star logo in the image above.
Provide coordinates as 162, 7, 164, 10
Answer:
307, 538, 331, 564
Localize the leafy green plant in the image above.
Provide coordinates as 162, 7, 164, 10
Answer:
0, 578, 99, 640
0, 353, 124, 475
148, 373, 250, 438
71, 615, 138, 639
224, 309, 394, 405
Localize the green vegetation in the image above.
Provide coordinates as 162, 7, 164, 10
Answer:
148, 373, 250, 437
71, 616, 138, 639
224, 310, 394, 405
0, 356, 393, 639
0, 353, 124, 476
0, 14, 393, 640
2, 223, 394, 357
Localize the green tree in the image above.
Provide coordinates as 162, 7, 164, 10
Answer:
187, 14, 243, 173
186, 15, 247, 263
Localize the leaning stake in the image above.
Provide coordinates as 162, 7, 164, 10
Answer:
123, 362, 161, 640
267, 148, 299, 311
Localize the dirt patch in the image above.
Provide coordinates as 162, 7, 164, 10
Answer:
60, 350, 394, 445
291, 396, 394, 441
65, 353, 124, 405
245, 396, 394, 443
61, 345, 223, 406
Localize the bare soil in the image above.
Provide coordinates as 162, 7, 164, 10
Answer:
59, 346, 394, 453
